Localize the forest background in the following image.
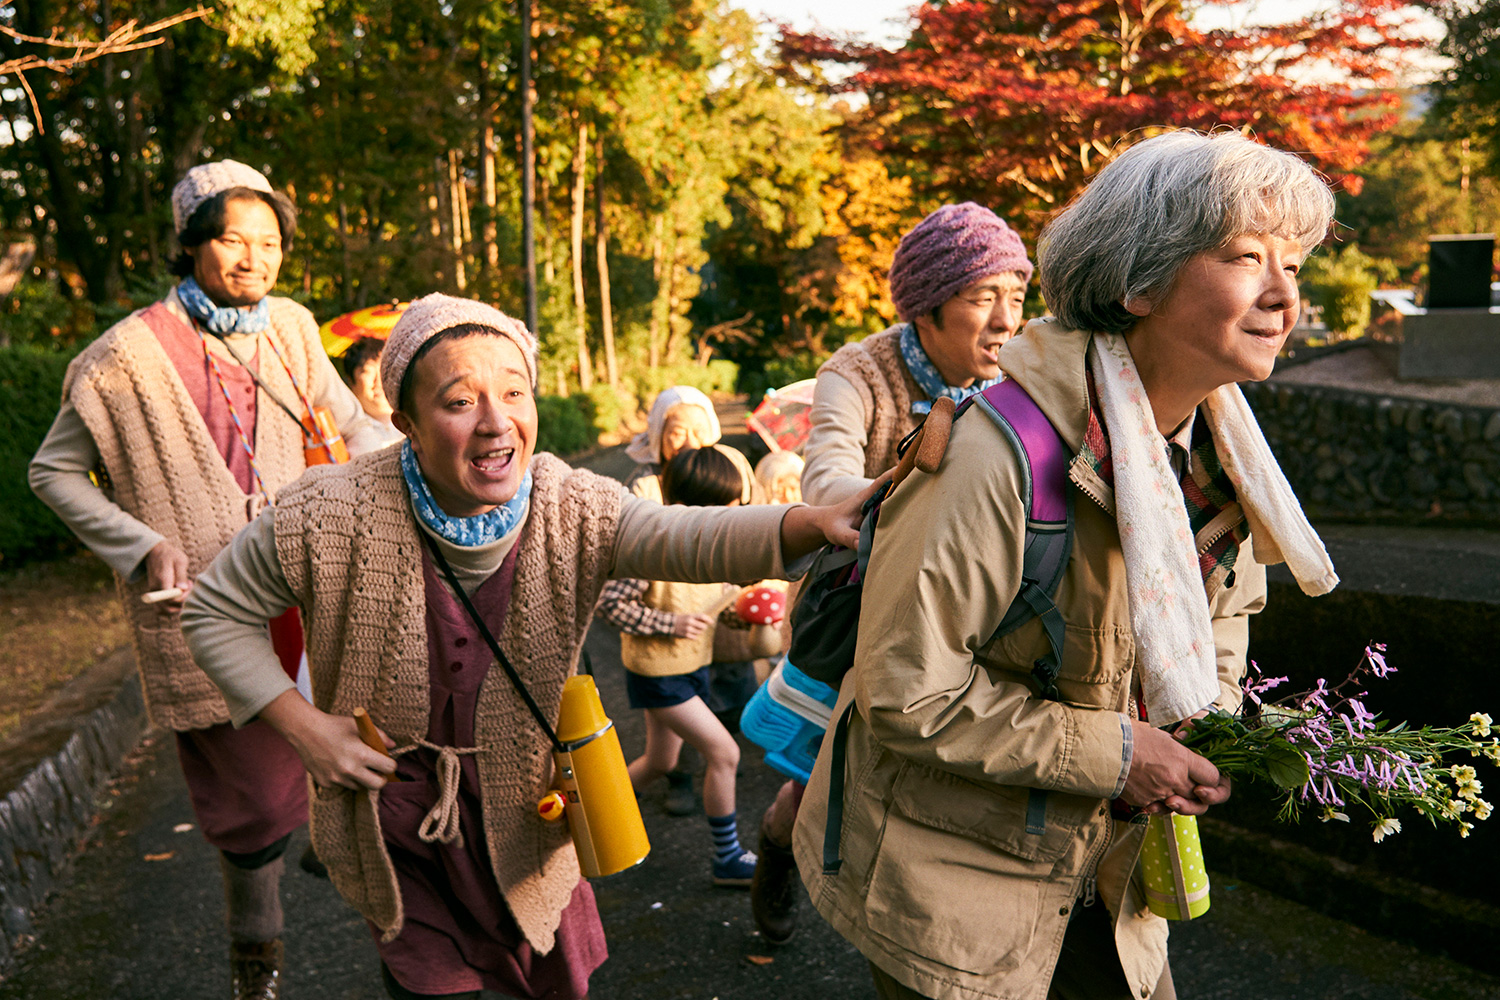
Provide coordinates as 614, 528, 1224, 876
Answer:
2, 0, 1499, 563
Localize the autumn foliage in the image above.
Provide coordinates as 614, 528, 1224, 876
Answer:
778, 1, 1437, 230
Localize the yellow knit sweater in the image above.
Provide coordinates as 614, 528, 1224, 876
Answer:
63, 297, 315, 730
273, 447, 625, 954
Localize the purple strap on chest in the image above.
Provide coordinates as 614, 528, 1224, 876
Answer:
975, 379, 1069, 523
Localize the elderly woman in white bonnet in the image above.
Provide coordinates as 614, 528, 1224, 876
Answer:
625, 384, 761, 504
793, 131, 1340, 1000
182, 293, 871, 1000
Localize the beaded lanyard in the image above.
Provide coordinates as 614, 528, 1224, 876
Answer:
260, 333, 340, 456
196, 328, 272, 502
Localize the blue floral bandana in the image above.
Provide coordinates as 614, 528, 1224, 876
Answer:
898, 323, 1004, 415
177, 276, 271, 336
400, 440, 532, 547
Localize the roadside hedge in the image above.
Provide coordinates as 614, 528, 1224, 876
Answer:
0, 345, 82, 565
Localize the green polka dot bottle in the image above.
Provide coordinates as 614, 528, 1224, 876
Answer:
1139, 813, 1211, 920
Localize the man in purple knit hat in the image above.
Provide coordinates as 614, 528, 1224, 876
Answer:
749, 202, 1033, 943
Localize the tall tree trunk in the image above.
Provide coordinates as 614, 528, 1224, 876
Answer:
570, 119, 591, 392
539, 173, 555, 285
482, 122, 499, 274
593, 131, 617, 389
647, 214, 664, 370
436, 155, 466, 291
520, 0, 538, 334
448, 149, 470, 290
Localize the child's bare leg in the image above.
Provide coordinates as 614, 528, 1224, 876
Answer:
628, 709, 684, 793
651, 696, 739, 816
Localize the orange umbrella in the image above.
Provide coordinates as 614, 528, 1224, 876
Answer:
318, 302, 408, 358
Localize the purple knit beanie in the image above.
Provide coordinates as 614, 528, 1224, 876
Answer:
888, 203, 1033, 323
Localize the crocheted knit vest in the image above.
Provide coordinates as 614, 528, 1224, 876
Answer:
273, 447, 625, 954
620, 580, 728, 677
62, 294, 317, 730
818, 325, 926, 478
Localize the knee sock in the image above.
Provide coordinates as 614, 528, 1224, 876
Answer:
219, 852, 285, 944
708, 812, 744, 863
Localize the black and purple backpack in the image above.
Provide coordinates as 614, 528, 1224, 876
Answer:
786, 378, 1076, 873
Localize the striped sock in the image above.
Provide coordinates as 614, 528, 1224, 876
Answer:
708, 812, 742, 864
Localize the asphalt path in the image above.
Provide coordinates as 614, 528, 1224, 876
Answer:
2, 436, 1498, 999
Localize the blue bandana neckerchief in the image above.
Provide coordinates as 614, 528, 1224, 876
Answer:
898, 323, 1004, 415
400, 440, 532, 548
177, 276, 271, 336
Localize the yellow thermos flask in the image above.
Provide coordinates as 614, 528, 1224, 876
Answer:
542, 675, 650, 878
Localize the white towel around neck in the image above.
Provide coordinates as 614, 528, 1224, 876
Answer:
1089, 332, 1338, 725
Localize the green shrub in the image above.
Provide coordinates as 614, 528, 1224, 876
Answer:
534, 394, 596, 456
638, 360, 740, 399
737, 349, 828, 399
1301, 245, 1397, 339
0, 343, 85, 565
583, 383, 634, 438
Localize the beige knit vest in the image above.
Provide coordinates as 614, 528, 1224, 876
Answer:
63, 296, 317, 731
274, 447, 625, 954
818, 325, 926, 479
620, 579, 730, 677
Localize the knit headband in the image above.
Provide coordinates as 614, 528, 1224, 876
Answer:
172, 159, 274, 234
889, 202, 1034, 323
381, 293, 539, 409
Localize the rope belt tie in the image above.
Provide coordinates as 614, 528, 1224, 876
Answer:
392, 739, 488, 848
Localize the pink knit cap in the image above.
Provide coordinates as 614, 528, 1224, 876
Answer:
381, 293, 539, 408
888, 203, 1033, 323
171, 159, 274, 233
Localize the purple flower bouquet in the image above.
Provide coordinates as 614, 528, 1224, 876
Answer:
1180, 644, 1497, 842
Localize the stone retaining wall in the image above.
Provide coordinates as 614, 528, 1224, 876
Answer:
0, 673, 145, 973
1243, 381, 1500, 525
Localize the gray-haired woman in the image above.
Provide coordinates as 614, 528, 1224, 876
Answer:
793, 130, 1341, 1000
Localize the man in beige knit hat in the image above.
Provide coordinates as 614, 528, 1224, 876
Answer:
29, 159, 387, 999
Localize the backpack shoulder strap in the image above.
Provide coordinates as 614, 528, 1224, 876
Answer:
963, 379, 1074, 699
822, 381, 1074, 876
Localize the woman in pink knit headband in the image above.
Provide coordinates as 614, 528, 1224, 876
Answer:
182, 293, 874, 1000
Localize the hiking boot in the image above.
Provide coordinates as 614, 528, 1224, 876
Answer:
712, 849, 758, 888
230, 938, 282, 1000
664, 770, 697, 817
751, 826, 800, 944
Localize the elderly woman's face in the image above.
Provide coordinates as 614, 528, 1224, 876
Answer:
1129, 233, 1304, 386
393, 335, 537, 517
660, 403, 713, 462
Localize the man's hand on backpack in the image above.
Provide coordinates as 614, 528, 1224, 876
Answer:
1121, 719, 1232, 816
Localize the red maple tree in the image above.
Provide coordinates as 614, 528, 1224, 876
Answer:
778, 0, 1436, 230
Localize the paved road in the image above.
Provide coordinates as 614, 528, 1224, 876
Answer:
3, 436, 1498, 999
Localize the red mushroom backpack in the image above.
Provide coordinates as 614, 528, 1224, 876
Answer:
788, 380, 1076, 875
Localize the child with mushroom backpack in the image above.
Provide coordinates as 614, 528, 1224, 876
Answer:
596, 446, 765, 886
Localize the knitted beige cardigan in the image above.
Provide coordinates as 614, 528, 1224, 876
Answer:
63, 297, 315, 731
818, 325, 925, 479
274, 447, 625, 954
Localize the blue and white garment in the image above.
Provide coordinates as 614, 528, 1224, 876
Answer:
898, 323, 1004, 415
176, 276, 272, 336
400, 440, 532, 547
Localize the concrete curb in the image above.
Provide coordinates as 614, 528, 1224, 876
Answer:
0, 669, 146, 973
1201, 815, 1500, 975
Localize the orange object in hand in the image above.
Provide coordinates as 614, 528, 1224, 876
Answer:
302, 405, 350, 466
353, 707, 401, 783
537, 791, 567, 822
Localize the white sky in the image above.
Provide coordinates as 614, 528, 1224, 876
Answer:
736, 1, 1446, 83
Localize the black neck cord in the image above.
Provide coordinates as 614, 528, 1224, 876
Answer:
419, 529, 564, 752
